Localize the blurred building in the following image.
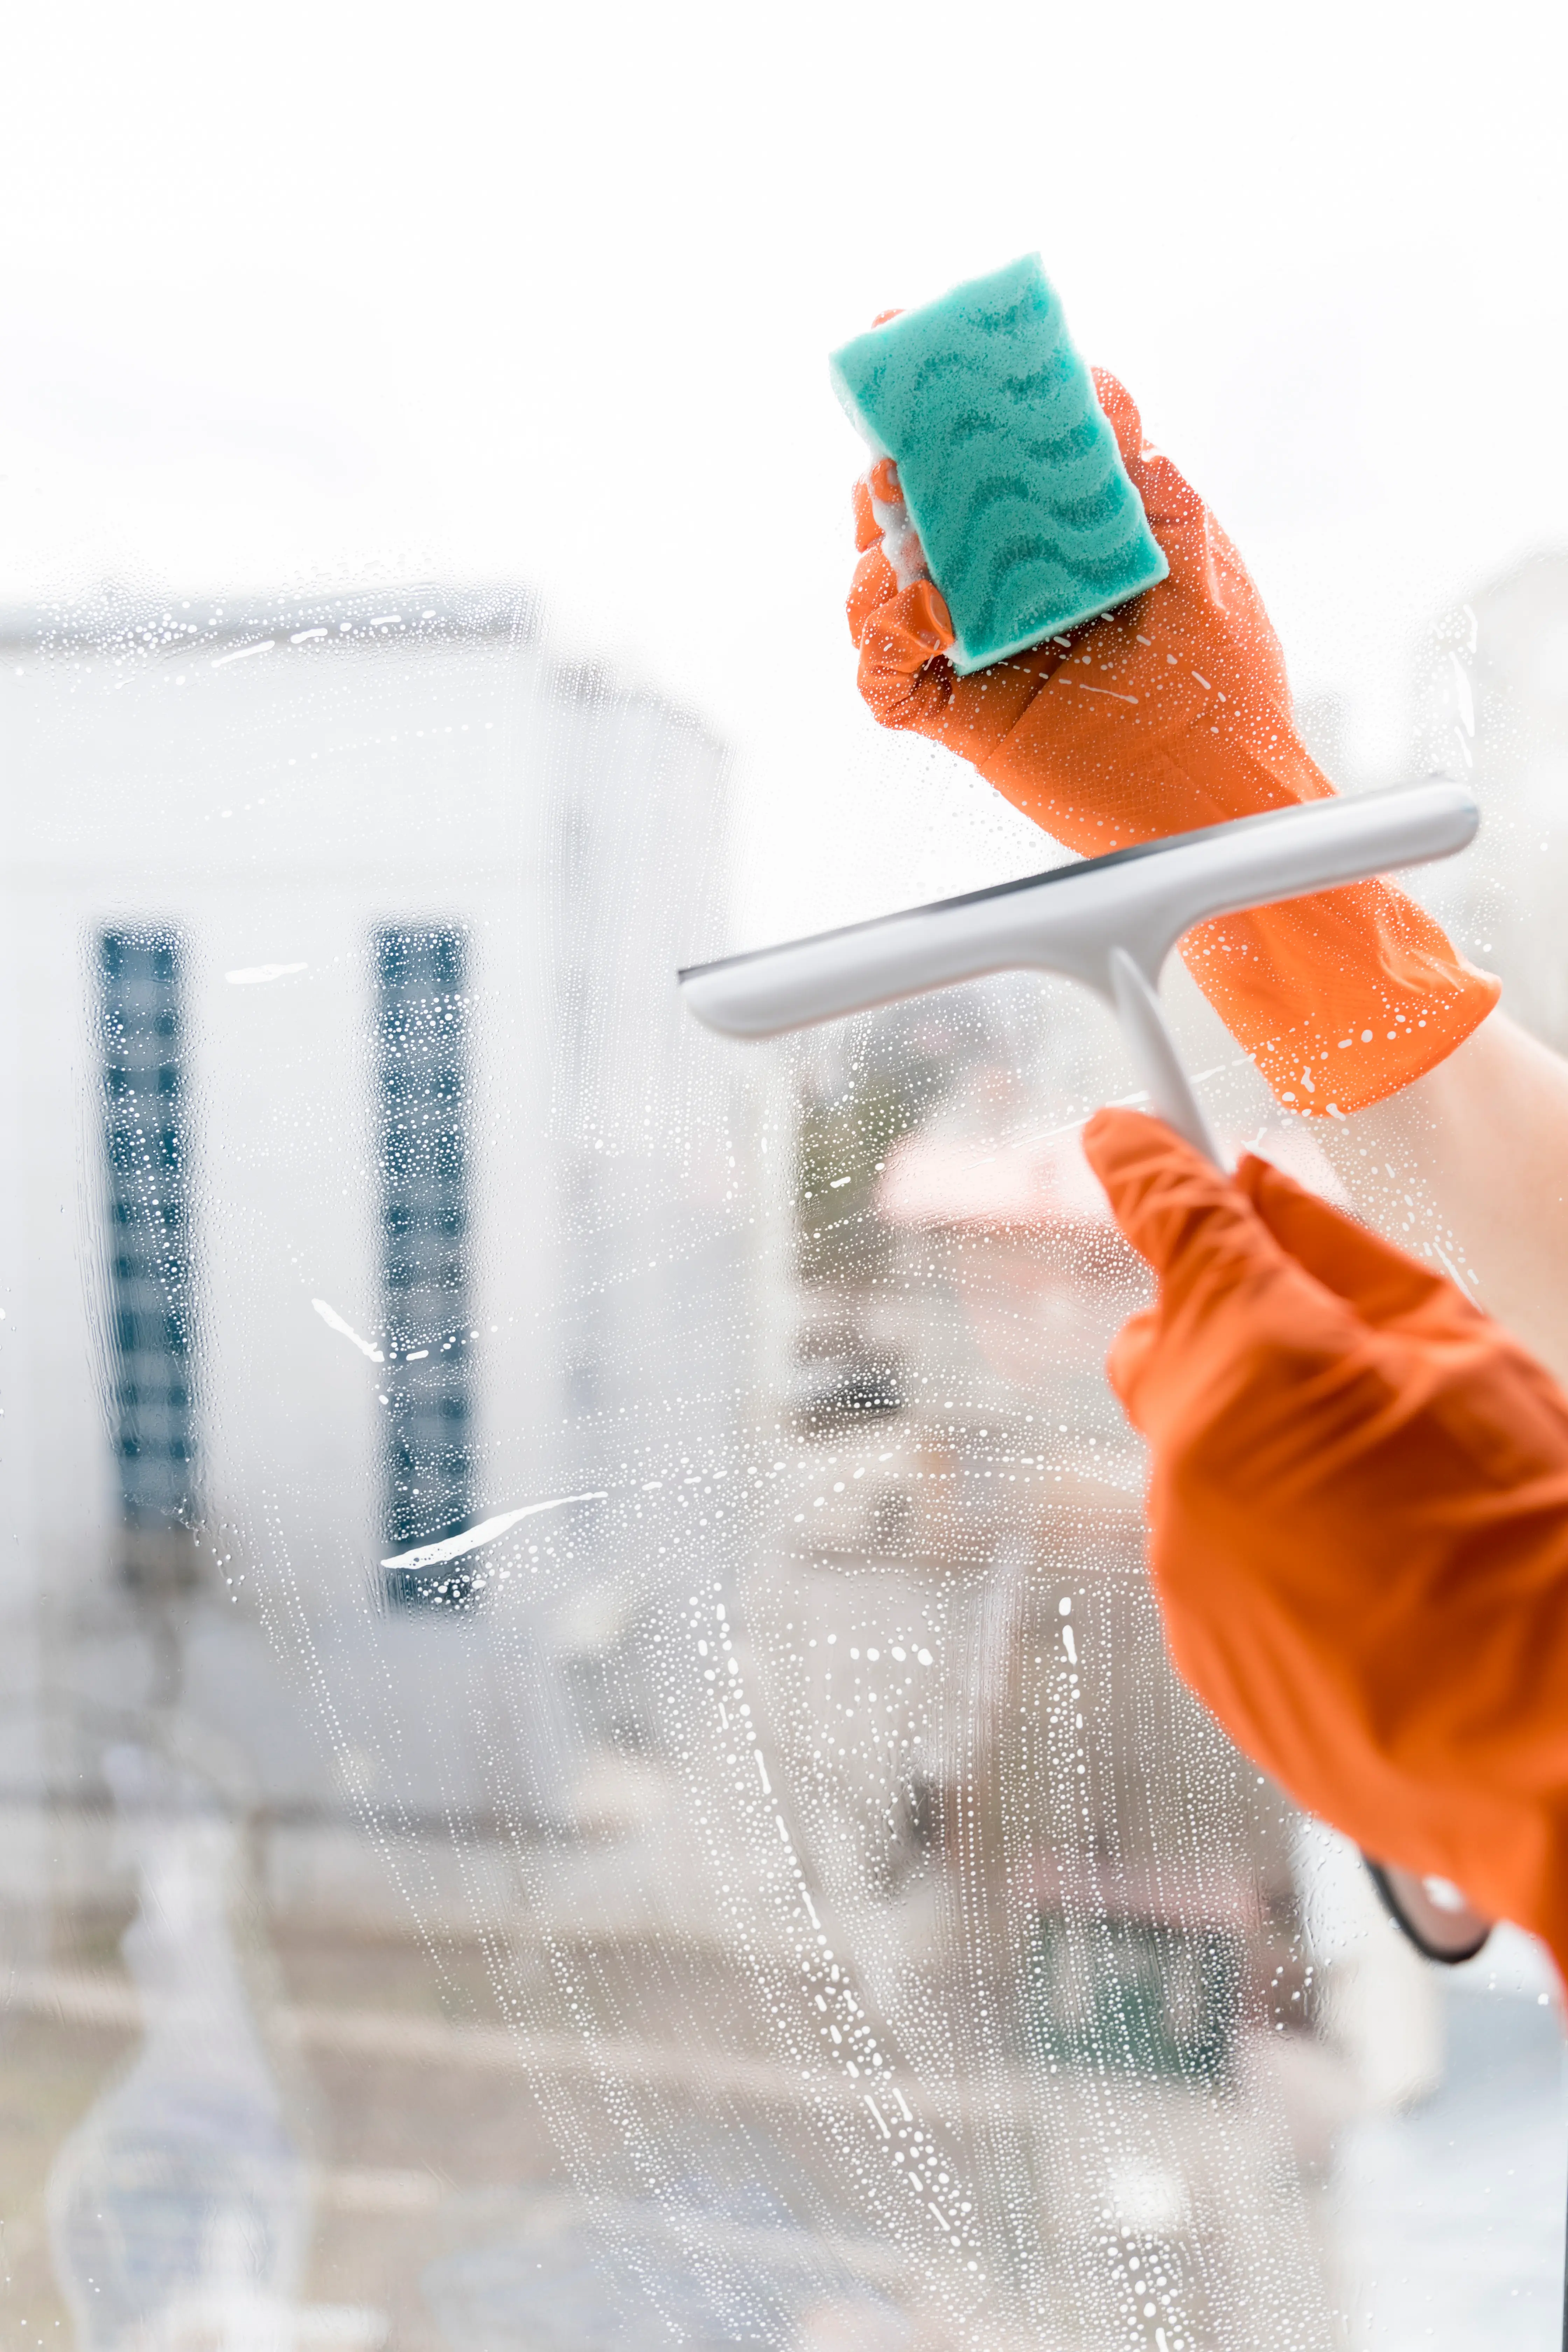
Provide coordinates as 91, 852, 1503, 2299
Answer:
0, 584, 735, 1822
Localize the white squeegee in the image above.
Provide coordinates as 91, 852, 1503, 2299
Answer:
679, 781, 1480, 1167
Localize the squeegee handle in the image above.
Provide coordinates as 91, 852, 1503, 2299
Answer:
1107, 949, 1226, 1170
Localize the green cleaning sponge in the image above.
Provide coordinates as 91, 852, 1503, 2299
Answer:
830, 254, 1168, 676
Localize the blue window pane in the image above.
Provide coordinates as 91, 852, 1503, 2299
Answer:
376, 923, 474, 1600
99, 927, 198, 1587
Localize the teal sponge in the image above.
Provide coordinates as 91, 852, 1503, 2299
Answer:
830, 254, 1168, 676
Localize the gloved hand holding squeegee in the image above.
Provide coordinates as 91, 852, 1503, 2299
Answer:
1083, 1106, 1568, 1975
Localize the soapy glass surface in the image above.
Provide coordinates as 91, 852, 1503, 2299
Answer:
0, 585, 1561, 2352
4, 9, 1568, 2348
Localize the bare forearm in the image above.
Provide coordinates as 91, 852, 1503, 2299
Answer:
1322, 1010, 1568, 1385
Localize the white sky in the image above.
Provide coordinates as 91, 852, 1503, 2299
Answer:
2, 0, 1565, 941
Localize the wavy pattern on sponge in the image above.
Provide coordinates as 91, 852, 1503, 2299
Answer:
831, 256, 1168, 675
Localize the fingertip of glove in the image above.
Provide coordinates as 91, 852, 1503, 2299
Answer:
852, 479, 879, 553
847, 545, 898, 645
1083, 1108, 1247, 1272
860, 578, 954, 661
1083, 1105, 1146, 1146
906, 577, 954, 649
868, 456, 901, 506
1083, 1106, 1205, 1186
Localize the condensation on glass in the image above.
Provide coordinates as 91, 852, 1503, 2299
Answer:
0, 578, 1561, 2350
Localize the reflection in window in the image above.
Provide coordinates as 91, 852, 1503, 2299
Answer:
100, 927, 199, 1592
376, 922, 473, 1604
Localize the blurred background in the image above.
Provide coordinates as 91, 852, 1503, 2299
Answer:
1, 3, 1567, 2345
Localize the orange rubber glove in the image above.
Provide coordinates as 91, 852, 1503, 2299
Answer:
848, 372, 1499, 1115
1082, 1105, 1568, 1972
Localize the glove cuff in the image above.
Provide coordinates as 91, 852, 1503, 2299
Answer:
1182, 882, 1501, 1115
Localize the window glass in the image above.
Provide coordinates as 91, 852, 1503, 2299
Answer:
375, 922, 475, 1587
2, 13, 1566, 2350
99, 929, 199, 1589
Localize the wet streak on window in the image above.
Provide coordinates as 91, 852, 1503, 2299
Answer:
99, 927, 199, 1592
376, 922, 473, 1603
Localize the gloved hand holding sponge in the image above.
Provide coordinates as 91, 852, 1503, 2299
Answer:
839, 257, 1498, 1115
836, 258, 1568, 1968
